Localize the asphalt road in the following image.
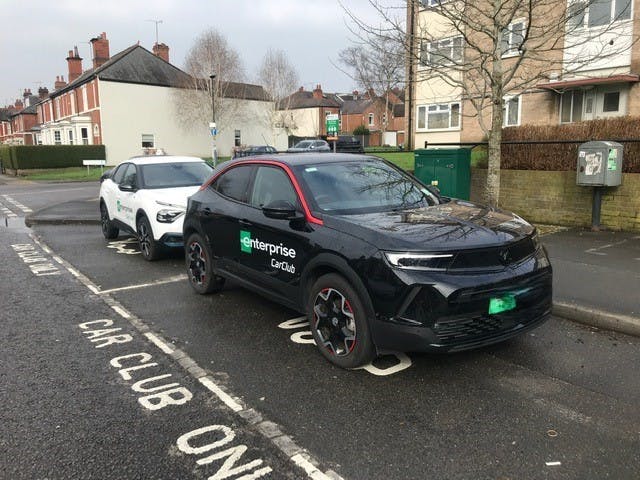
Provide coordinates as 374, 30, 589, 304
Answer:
2, 181, 640, 479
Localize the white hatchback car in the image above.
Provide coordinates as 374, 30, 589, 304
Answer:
99, 155, 213, 260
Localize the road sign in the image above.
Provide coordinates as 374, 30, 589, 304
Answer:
326, 114, 339, 136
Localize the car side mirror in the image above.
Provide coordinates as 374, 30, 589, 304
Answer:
119, 183, 136, 192
262, 200, 303, 220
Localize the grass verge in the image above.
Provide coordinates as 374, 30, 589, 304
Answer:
15, 167, 105, 181
368, 151, 415, 171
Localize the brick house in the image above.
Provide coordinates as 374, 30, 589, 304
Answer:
409, 0, 640, 146
277, 85, 341, 139
339, 89, 405, 146
278, 86, 405, 146
0, 89, 46, 145
35, 32, 281, 163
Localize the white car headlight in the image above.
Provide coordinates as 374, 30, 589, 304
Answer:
384, 252, 454, 271
156, 209, 185, 223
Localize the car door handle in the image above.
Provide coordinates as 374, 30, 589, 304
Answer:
203, 207, 212, 216
239, 219, 252, 226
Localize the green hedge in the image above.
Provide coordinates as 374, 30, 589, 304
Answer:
0, 145, 105, 170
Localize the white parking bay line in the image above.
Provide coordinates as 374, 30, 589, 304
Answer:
199, 377, 244, 412
144, 332, 174, 354
98, 274, 188, 294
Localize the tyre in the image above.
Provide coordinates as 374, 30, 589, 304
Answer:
100, 202, 119, 240
307, 273, 375, 368
137, 214, 164, 261
185, 232, 225, 294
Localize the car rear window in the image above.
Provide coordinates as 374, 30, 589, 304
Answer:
296, 160, 438, 214
139, 162, 213, 189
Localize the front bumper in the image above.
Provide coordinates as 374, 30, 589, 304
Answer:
367, 264, 552, 353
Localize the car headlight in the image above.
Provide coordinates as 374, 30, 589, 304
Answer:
156, 209, 185, 223
384, 252, 454, 271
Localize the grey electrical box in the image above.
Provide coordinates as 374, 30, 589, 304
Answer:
577, 141, 623, 186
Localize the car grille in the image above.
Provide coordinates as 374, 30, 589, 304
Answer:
448, 237, 536, 271
398, 270, 552, 348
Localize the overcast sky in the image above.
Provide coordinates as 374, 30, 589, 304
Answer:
0, 0, 396, 106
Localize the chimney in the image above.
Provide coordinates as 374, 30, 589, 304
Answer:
298, 86, 304, 92
312, 84, 323, 100
38, 87, 50, 100
353, 90, 359, 100
23, 88, 32, 99
90, 32, 110, 69
152, 42, 170, 63
66, 46, 83, 83
14, 99, 23, 110
54, 75, 67, 90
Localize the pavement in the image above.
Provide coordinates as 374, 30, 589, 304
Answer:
21, 194, 640, 339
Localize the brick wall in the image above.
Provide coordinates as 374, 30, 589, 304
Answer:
470, 168, 640, 232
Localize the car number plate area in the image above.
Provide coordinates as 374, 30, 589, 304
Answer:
488, 294, 517, 314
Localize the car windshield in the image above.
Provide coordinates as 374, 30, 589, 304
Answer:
294, 141, 312, 148
140, 162, 213, 189
295, 160, 439, 214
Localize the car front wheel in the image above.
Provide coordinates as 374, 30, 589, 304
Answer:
137, 215, 163, 261
100, 202, 119, 239
185, 232, 225, 294
307, 273, 375, 368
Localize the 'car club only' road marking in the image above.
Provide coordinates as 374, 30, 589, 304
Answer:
28, 233, 344, 480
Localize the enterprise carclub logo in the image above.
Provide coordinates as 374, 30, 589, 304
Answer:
240, 230, 252, 254
239, 230, 296, 258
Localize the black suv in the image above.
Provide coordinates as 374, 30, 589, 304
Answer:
183, 154, 552, 368
334, 135, 364, 154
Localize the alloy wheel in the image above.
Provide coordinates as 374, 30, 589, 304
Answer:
312, 288, 357, 356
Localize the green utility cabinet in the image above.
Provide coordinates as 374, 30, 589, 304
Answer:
414, 148, 471, 199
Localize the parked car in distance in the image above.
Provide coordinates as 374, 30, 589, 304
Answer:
334, 135, 364, 154
99, 155, 213, 261
233, 145, 278, 158
287, 139, 330, 153
183, 153, 552, 369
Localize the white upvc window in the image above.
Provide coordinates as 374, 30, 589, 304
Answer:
54, 130, 61, 145
560, 90, 584, 123
503, 96, 521, 126
420, 0, 450, 7
417, 102, 461, 130
141, 134, 155, 148
501, 21, 525, 57
588, 0, 632, 28
422, 36, 463, 66
368, 113, 375, 126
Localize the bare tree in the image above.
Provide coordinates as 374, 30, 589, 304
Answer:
343, 0, 635, 206
337, 39, 405, 135
173, 28, 247, 133
257, 49, 300, 137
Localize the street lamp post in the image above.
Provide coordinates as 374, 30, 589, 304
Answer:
209, 74, 218, 166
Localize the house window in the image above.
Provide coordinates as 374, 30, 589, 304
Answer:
501, 21, 525, 56
603, 91, 620, 112
422, 37, 463, 66
420, 0, 449, 6
141, 134, 154, 148
561, 90, 584, 123
81, 128, 89, 145
68, 130, 74, 145
234, 129, 241, 147
588, 0, 631, 27
417, 103, 460, 130
368, 113, 375, 126
503, 97, 520, 126
54, 130, 61, 145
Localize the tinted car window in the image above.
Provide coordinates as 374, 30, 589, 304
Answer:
213, 165, 254, 203
296, 160, 438, 214
120, 164, 138, 187
250, 166, 298, 208
295, 141, 312, 148
111, 163, 128, 184
140, 162, 213, 189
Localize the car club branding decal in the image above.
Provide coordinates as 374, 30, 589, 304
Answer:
240, 230, 296, 273
116, 200, 134, 215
